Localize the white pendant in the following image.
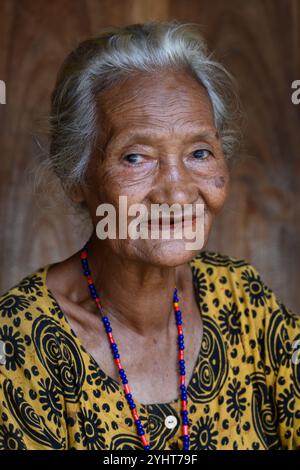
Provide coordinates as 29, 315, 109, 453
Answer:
164, 415, 178, 429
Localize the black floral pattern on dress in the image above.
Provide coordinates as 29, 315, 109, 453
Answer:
190, 416, 218, 450
226, 378, 247, 422
0, 295, 30, 318
0, 422, 27, 450
277, 386, 294, 428
38, 377, 63, 427
77, 408, 106, 450
18, 274, 43, 296
241, 269, 271, 307
191, 266, 208, 302
0, 324, 25, 371
219, 302, 242, 346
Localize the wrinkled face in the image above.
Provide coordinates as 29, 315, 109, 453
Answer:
79, 68, 230, 266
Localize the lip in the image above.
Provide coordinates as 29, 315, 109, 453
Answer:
147, 215, 197, 229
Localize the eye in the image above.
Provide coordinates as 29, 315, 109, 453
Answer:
123, 153, 143, 165
192, 149, 212, 160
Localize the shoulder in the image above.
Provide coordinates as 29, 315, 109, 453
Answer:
190, 249, 300, 351
0, 265, 66, 322
0, 266, 70, 377
191, 250, 300, 378
190, 250, 299, 319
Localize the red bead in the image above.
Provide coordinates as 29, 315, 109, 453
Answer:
182, 425, 188, 435
132, 409, 139, 420
141, 435, 148, 446
179, 350, 184, 360
87, 276, 93, 285
115, 358, 121, 368
181, 400, 187, 411
180, 375, 185, 385
80, 251, 87, 259
124, 384, 130, 394
107, 333, 114, 342
178, 326, 183, 335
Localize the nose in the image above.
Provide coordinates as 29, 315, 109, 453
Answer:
147, 159, 200, 207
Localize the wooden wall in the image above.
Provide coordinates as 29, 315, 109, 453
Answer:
0, 0, 299, 313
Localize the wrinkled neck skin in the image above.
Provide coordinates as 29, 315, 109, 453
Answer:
80, 231, 195, 338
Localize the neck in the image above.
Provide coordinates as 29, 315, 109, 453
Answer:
82, 235, 189, 337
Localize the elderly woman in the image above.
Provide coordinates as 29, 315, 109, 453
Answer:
0, 21, 299, 451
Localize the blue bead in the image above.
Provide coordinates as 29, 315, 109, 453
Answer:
135, 418, 140, 424
126, 393, 132, 399
129, 403, 136, 409
138, 430, 145, 436
180, 385, 186, 391
105, 327, 112, 333
113, 353, 120, 358
144, 445, 151, 450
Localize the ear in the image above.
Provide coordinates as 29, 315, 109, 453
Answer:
69, 184, 85, 203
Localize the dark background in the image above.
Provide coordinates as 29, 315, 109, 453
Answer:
0, 0, 299, 313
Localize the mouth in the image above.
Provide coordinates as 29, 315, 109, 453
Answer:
147, 214, 197, 229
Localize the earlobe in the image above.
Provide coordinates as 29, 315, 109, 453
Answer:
70, 184, 85, 203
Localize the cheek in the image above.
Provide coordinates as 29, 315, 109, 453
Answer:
203, 172, 230, 213
214, 176, 226, 189
98, 163, 155, 203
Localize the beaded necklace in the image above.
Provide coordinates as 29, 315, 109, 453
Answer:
80, 244, 189, 450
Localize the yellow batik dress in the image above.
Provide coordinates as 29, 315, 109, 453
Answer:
0, 251, 299, 450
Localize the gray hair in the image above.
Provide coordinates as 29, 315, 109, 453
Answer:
49, 20, 241, 195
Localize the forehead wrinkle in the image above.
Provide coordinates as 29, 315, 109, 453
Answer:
105, 105, 215, 137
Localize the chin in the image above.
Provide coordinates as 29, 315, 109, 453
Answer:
132, 239, 206, 267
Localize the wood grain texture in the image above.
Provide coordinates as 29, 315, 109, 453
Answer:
0, 0, 299, 313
